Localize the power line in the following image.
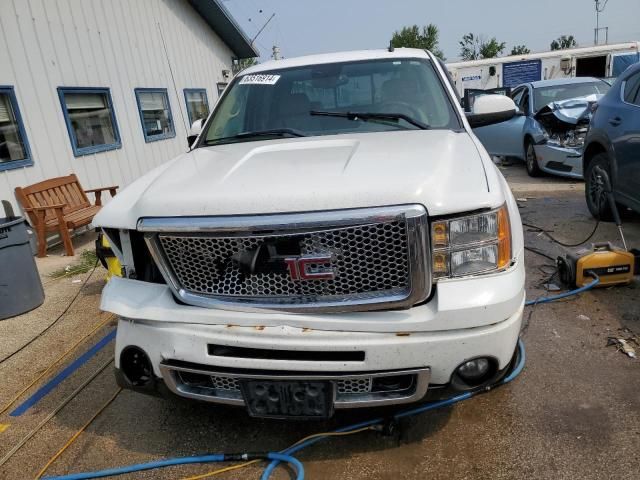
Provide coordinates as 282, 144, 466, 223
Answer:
251, 12, 276, 45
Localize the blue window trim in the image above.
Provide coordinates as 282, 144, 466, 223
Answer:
57, 87, 122, 157
0, 86, 33, 172
183, 88, 209, 125
134, 88, 176, 143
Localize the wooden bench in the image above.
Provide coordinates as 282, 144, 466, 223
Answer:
14, 174, 118, 257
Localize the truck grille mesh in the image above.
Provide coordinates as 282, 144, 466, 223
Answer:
207, 375, 372, 395
158, 221, 410, 300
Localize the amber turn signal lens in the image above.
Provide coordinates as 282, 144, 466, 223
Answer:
432, 252, 448, 276
432, 221, 448, 248
497, 205, 511, 269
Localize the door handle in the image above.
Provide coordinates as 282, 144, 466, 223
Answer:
609, 116, 622, 126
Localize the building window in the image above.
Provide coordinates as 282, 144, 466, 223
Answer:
217, 83, 228, 98
134, 88, 175, 142
0, 86, 32, 171
58, 87, 121, 157
184, 89, 209, 125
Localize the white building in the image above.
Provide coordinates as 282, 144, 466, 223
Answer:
0, 0, 257, 211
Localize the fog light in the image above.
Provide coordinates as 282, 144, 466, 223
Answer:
457, 358, 490, 381
120, 346, 153, 387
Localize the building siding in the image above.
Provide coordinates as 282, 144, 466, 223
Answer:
0, 0, 235, 211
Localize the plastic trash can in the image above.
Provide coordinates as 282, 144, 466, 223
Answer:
0, 200, 45, 320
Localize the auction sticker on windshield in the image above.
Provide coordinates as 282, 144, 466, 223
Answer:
240, 74, 281, 85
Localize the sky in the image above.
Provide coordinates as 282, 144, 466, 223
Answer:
222, 0, 640, 62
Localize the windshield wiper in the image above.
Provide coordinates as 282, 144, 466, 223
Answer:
205, 128, 307, 145
310, 110, 430, 130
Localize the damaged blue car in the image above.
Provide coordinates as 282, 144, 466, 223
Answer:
474, 77, 610, 178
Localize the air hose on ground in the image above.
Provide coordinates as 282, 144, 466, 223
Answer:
43, 452, 304, 480
524, 271, 600, 306
42, 273, 600, 480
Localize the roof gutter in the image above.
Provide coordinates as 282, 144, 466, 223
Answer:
188, 0, 259, 59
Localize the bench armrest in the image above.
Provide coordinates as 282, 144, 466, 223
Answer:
24, 203, 66, 212
24, 203, 67, 228
85, 186, 118, 206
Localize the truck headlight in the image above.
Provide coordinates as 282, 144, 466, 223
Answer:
431, 205, 511, 279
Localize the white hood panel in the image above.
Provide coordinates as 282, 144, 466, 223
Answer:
95, 130, 503, 229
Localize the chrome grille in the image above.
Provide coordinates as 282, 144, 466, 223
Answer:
141, 205, 430, 312
159, 221, 408, 298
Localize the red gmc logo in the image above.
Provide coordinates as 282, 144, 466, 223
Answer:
284, 255, 335, 281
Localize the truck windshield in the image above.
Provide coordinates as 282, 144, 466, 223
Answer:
533, 81, 610, 111
203, 58, 460, 145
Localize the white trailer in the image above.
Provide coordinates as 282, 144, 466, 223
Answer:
446, 41, 640, 97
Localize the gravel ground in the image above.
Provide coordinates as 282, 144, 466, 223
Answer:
1, 163, 639, 480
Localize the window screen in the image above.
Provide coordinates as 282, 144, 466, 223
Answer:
184, 89, 209, 125
0, 87, 32, 170
134, 89, 175, 142
58, 88, 121, 156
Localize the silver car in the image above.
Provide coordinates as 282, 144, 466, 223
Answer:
474, 77, 610, 178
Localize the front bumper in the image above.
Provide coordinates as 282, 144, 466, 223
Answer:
534, 143, 583, 179
113, 300, 523, 409
105, 251, 525, 412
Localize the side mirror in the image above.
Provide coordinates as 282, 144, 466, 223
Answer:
187, 118, 205, 147
466, 95, 518, 128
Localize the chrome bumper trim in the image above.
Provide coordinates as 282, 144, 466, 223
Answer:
159, 363, 431, 409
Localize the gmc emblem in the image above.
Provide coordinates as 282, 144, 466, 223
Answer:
284, 255, 335, 281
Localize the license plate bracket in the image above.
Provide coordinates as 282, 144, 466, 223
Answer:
240, 380, 334, 419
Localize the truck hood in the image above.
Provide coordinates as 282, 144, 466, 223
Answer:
95, 130, 501, 229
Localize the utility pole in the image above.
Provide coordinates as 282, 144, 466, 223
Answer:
594, 0, 610, 45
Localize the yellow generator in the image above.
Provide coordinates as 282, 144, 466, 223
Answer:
558, 243, 635, 288
95, 232, 122, 280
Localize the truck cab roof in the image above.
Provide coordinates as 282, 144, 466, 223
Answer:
243, 48, 433, 74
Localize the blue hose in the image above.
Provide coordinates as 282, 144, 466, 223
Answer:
266, 453, 304, 480
525, 273, 599, 306
43, 452, 303, 480
42, 455, 225, 479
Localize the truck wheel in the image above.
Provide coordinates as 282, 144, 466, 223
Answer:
584, 153, 615, 221
525, 141, 542, 177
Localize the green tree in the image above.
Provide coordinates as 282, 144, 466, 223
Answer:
550, 35, 577, 50
390, 24, 445, 60
239, 57, 258, 69
510, 44, 531, 55
459, 33, 506, 60
233, 57, 258, 74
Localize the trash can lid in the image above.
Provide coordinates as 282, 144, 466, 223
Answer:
0, 216, 26, 229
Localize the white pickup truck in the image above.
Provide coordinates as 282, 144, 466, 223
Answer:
95, 48, 525, 419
